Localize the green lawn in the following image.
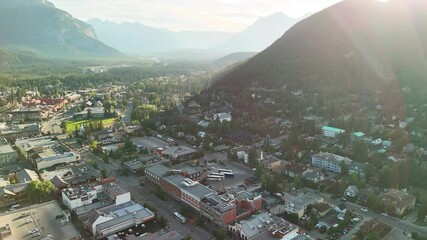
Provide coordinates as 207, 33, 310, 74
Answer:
65, 118, 116, 133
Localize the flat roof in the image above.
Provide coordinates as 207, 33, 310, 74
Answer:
282, 191, 323, 211
0, 143, 15, 154
145, 164, 171, 177
96, 203, 154, 230
322, 126, 345, 133
162, 146, 196, 157
312, 152, 352, 165
163, 175, 214, 200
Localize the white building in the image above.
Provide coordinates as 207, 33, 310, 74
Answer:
229, 212, 299, 240
15, 136, 80, 170
214, 113, 232, 123
280, 192, 324, 218
321, 126, 345, 138
62, 185, 100, 210
311, 152, 352, 173
103, 182, 131, 206
85, 202, 155, 238
0, 138, 17, 165
237, 151, 249, 164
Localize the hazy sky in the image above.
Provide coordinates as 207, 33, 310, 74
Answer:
50, 0, 342, 32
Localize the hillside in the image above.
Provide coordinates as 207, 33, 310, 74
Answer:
212, 52, 258, 69
214, 0, 427, 95
0, 0, 121, 59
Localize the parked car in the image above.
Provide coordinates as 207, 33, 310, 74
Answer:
55, 214, 64, 219
29, 228, 39, 234
361, 207, 368, 212
26, 218, 33, 223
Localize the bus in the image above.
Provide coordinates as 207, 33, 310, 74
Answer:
210, 172, 225, 178
207, 175, 222, 181
174, 212, 186, 223
218, 169, 234, 177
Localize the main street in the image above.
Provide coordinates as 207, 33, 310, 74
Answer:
79, 147, 215, 239
305, 188, 427, 237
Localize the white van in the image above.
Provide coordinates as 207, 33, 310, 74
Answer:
9, 204, 20, 211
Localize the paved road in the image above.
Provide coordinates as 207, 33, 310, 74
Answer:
305, 188, 427, 238
79, 148, 214, 239
122, 103, 133, 125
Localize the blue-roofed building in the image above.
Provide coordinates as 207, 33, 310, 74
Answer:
321, 126, 345, 138
351, 132, 366, 141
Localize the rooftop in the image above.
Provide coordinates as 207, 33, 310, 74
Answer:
162, 146, 197, 158
145, 164, 171, 177
104, 182, 129, 198
232, 212, 298, 240
322, 126, 345, 133
312, 152, 352, 165
201, 193, 236, 213
163, 174, 214, 200
282, 191, 323, 211
94, 202, 154, 230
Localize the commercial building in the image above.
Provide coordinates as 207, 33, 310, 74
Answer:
85, 202, 155, 239
0, 122, 40, 140
200, 190, 263, 226
162, 175, 214, 210
229, 212, 299, 240
16, 136, 80, 170
62, 181, 130, 211
321, 126, 345, 138
311, 152, 352, 173
160, 146, 197, 161
0, 138, 17, 165
62, 185, 100, 210
6, 107, 47, 121
145, 164, 171, 185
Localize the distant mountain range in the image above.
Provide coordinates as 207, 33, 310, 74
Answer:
88, 13, 303, 58
0, 0, 121, 59
214, 0, 427, 94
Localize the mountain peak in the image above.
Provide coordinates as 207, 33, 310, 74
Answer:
0, 0, 121, 58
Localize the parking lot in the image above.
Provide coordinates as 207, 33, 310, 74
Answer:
0, 201, 80, 240
205, 161, 256, 191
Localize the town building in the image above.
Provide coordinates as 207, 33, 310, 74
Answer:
62, 185, 100, 210
311, 152, 352, 173
229, 212, 299, 240
0, 122, 40, 140
0, 138, 17, 166
6, 107, 46, 121
145, 164, 171, 185
200, 190, 263, 226
214, 112, 232, 123
85, 202, 155, 239
15, 136, 80, 170
160, 146, 197, 161
321, 126, 345, 138
280, 191, 324, 218
162, 175, 214, 210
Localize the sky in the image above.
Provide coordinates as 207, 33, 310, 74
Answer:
50, 0, 342, 32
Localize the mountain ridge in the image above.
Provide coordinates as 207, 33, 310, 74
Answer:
213, 0, 427, 95
0, 0, 121, 59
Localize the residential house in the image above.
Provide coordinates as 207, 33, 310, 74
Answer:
344, 185, 359, 198
283, 162, 309, 178
380, 189, 416, 217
